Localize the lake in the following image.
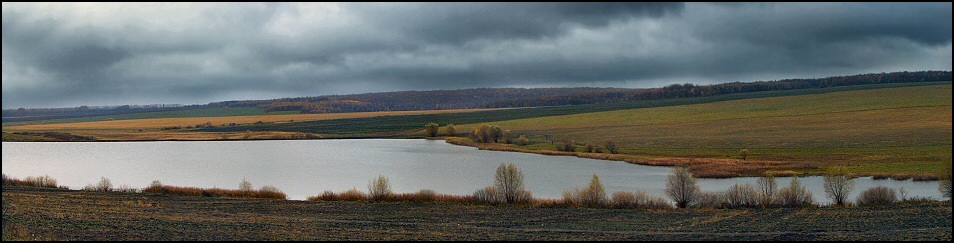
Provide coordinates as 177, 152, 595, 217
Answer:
1, 139, 944, 203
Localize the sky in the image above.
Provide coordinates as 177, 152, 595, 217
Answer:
2, 2, 951, 109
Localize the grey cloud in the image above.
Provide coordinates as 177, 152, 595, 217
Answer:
697, 3, 951, 46
347, 2, 684, 44
1, 2, 951, 109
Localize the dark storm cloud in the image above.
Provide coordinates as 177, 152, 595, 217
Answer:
1, 2, 951, 109
347, 2, 683, 44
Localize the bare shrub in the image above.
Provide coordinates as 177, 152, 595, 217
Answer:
473, 125, 495, 143
778, 176, 814, 208
941, 163, 952, 200
643, 195, 674, 209
665, 166, 700, 208
515, 135, 530, 146
144, 183, 286, 200
502, 130, 514, 144
2, 174, 8, 186
308, 190, 339, 201
494, 163, 529, 204
368, 175, 393, 201
239, 178, 253, 196
856, 186, 897, 206
694, 191, 725, 208
414, 189, 438, 202
739, 149, 751, 160
611, 191, 639, 209
474, 186, 500, 204
757, 172, 778, 207
149, 180, 163, 189
116, 185, 138, 193
856, 186, 898, 206
607, 190, 673, 209
555, 141, 576, 152
239, 178, 255, 198
583, 174, 608, 207
425, 123, 440, 137
257, 185, 288, 200
84, 177, 113, 192
563, 174, 609, 208
823, 166, 854, 206
584, 144, 600, 153
338, 188, 368, 201
562, 188, 584, 207
21, 175, 59, 188
724, 183, 759, 208
611, 191, 665, 209
511, 189, 534, 205
445, 124, 456, 137
489, 125, 502, 143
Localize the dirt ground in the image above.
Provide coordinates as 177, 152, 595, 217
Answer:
2, 185, 951, 241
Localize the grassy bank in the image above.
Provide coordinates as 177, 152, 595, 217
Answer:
3, 185, 950, 241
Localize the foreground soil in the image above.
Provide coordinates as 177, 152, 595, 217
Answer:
2, 186, 951, 241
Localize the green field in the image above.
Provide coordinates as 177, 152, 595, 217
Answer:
457, 84, 952, 176
201, 82, 950, 136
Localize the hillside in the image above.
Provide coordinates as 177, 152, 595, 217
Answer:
5, 71, 950, 123
454, 84, 952, 177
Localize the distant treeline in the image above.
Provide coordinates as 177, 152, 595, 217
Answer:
208, 71, 952, 113
2, 104, 196, 123
4, 71, 950, 122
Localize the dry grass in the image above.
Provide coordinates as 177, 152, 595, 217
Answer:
142, 183, 287, 200
452, 138, 818, 178
309, 189, 479, 204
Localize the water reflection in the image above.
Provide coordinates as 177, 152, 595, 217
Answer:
2, 140, 943, 203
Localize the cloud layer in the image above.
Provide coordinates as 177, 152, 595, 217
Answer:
2, 2, 951, 108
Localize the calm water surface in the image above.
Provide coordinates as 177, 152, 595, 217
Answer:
2, 140, 943, 203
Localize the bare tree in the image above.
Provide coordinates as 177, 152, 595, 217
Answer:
665, 166, 700, 208
823, 166, 854, 206
368, 175, 393, 201
582, 174, 608, 207
239, 177, 253, 197
604, 140, 619, 154
740, 149, 751, 160
494, 163, 526, 204
489, 125, 503, 143
757, 171, 778, 207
